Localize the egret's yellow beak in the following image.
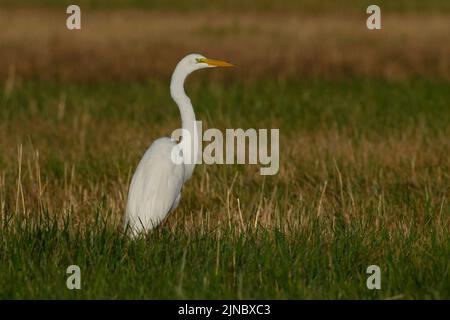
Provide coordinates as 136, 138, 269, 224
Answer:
197, 58, 234, 67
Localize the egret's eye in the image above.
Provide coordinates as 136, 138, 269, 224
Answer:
196, 58, 206, 64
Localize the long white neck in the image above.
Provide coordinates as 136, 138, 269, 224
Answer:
170, 65, 198, 182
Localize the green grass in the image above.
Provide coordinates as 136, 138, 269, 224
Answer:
0, 78, 449, 299
1, 215, 448, 299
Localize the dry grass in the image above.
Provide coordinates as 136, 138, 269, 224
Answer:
4, 123, 449, 237
1, 81, 449, 238
0, 9, 450, 81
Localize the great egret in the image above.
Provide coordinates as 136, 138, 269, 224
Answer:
124, 54, 233, 236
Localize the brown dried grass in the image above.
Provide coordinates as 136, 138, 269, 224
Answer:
0, 9, 449, 81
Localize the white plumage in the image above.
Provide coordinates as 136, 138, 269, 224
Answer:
125, 138, 184, 234
124, 54, 233, 236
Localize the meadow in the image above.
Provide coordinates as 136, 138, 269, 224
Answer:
0, 2, 449, 299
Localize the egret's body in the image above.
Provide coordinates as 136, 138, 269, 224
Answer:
124, 54, 233, 236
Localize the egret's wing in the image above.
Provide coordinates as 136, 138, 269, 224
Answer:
125, 137, 184, 234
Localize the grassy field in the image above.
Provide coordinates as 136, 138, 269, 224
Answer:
2, 9, 450, 81
0, 1, 449, 299
0, 78, 449, 299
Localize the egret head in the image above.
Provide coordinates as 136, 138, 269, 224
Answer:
178, 53, 234, 74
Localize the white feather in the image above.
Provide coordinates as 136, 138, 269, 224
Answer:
125, 138, 184, 235
124, 53, 232, 236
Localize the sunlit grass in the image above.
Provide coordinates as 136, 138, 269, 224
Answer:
0, 78, 449, 298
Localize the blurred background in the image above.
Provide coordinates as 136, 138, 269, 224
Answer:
0, 0, 449, 82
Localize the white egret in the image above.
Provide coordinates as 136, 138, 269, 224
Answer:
124, 54, 233, 236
